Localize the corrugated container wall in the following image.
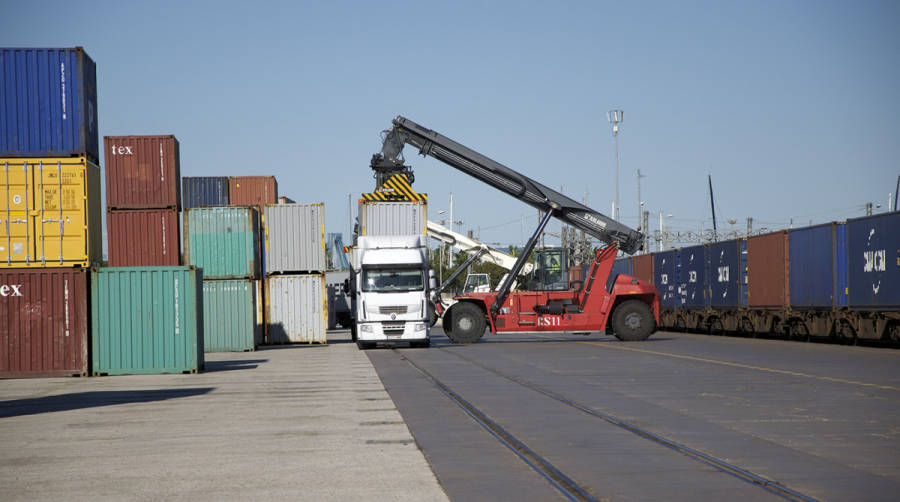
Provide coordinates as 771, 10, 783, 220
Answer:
182, 176, 229, 209
0, 48, 99, 162
229, 176, 277, 211
847, 212, 900, 310
1, 156, 102, 268
1, 269, 89, 378
606, 256, 634, 290
359, 200, 426, 236
202, 279, 260, 352
105, 135, 180, 209
788, 223, 846, 309
654, 250, 679, 308
679, 245, 708, 308
91, 267, 204, 375
266, 274, 326, 343
184, 207, 260, 279
708, 240, 744, 308
632, 254, 654, 285
107, 209, 180, 266
747, 231, 789, 308
265, 203, 325, 274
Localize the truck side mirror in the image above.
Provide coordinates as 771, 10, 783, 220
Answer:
342, 278, 350, 295
428, 269, 437, 291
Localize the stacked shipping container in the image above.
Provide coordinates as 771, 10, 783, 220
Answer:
1, 48, 102, 378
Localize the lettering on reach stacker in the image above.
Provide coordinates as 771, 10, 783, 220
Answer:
109, 145, 134, 155
0, 284, 24, 297
539, 315, 561, 327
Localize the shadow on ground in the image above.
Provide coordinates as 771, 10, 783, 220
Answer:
203, 359, 267, 372
0, 388, 215, 418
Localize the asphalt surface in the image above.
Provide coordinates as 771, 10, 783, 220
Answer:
368, 328, 900, 502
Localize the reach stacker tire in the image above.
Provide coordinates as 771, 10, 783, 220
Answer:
612, 299, 655, 342
445, 302, 486, 344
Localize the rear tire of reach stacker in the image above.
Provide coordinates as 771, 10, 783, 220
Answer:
611, 300, 655, 342
444, 302, 486, 344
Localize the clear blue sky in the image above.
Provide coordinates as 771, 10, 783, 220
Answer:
4, 0, 898, 250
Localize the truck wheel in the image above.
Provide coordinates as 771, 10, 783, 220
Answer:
445, 303, 485, 344
350, 323, 358, 342
612, 300, 655, 341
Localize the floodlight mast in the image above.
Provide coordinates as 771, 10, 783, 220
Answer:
607, 109, 624, 223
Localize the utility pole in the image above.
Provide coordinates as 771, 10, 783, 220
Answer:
894, 175, 899, 211
865, 202, 873, 216
708, 175, 718, 242
607, 109, 624, 222
637, 169, 645, 231
642, 210, 650, 253
746, 217, 753, 237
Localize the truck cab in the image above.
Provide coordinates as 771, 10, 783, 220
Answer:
351, 235, 433, 349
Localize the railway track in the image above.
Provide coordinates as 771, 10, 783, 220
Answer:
392, 346, 821, 502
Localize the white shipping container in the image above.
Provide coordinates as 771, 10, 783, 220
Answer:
266, 274, 326, 343
265, 203, 325, 274
358, 201, 426, 236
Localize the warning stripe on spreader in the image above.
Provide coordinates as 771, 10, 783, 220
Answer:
361, 173, 427, 202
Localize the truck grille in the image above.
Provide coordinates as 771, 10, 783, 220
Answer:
382, 322, 405, 335
379, 306, 408, 314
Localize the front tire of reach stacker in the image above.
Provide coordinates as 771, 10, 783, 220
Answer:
612, 300, 655, 342
444, 302, 486, 344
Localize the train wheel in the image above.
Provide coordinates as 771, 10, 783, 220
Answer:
612, 300, 655, 341
834, 319, 857, 345
445, 303, 486, 344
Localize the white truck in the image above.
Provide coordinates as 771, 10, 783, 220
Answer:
349, 234, 434, 349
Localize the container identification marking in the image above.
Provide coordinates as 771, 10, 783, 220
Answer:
0, 284, 23, 296
60, 62, 66, 120
174, 277, 180, 335
64, 279, 70, 337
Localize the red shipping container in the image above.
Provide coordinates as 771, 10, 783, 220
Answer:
632, 254, 654, 285
105, 135, 181, 209
107, 209, 181, 266
1, 269, 89, 378
229, 176, 277, 212
748, 231, 790, 308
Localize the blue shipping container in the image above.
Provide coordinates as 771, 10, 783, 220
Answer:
847, 212, 900, 310
0, 48, 99, 162
182, 177, 229, 209
708, 240, 743, 308
834, 223, 848, 307
654, 250, 679, 308
789, 222, 847, 308
606, 256, 634, 290
679, 245, 708, 308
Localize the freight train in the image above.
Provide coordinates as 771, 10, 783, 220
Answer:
611, 211, 899, 344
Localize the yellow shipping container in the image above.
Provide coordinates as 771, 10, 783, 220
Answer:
1, 157, 102, 268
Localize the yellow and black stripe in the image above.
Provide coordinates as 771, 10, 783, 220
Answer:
361, 173, 427, 202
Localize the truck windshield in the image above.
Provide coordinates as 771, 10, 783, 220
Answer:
362, 266, 424, 293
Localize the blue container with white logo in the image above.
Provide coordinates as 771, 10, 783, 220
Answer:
708, 240, 745, 308
678, 244, 708, 308
654, 250, 679, 308
847, 212, 900, 310
0, 48, 99, 162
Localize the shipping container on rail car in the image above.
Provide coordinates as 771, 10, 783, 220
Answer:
788, 223, 848, 309
1, 269, 89, 378
184, 206, 260, 279
104, 135, 180, 209
91, 267, 204, 375
632, 253, 653, 285
0, 156, 102, 268
708, 239, 746, 308
264, 203, 325, 275
654, 250, 679, 308
606, 256, 634, 290
229, 176, 277, 211
182, 176, 229, 209
202, 279, 260, 352
747, 231, 789, 308
266, 274, 326, 344
0, 48, 99, 163
106, 209, 180, 266
847, 212, 900, 310
358, 200, 426, 236
679, 244, 708, 308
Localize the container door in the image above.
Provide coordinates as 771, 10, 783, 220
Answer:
1, 161, 31, 264
31, 160, 88, 265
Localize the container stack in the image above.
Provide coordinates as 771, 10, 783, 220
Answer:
1, 48, 101, 378
264, 203, 327, 344
183, 176, 230, 210
184, 206, 263, 351
104, 135, 182, 266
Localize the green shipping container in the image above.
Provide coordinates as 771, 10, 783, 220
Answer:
184, 207, 260, 279
92, 267, 204, 375
203, 279, 261, 352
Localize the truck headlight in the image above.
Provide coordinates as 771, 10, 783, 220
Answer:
360, 324, 374, 333
414, 323, 426, 332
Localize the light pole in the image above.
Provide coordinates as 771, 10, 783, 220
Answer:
607, 109, 624, 222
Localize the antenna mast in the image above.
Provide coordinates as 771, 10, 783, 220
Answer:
708, 174, 718, 242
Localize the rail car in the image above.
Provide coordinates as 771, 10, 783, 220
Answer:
612, 211, 900, 343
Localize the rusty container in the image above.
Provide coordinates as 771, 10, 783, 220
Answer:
104, 135, 181, 209
107, 209, 180, 266
1, 269, 89, 378
632, 253, 654, 285
229, 176, 277, 213
747, 231, 790, 308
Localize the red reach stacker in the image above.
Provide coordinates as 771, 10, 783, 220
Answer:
370, 116, 659, 343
